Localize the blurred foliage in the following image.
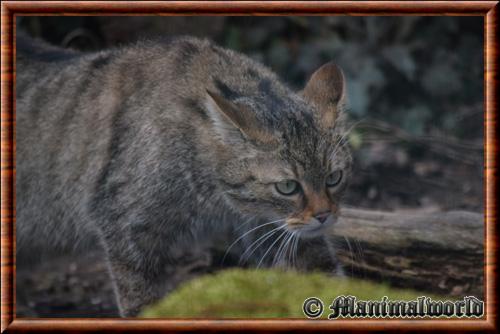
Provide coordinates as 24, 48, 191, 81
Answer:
19, 16, 483, 139
140, 268, 443, 318
219, 17, 483, 139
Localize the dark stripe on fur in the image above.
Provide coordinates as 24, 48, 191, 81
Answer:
48, 73, 93, 176
210, 45, 231, 63
90, 54, 112, 70
89, 98, 128, 219
218, 176, 256, 190
246, 69, 259, 79
214, 79, 241, 101
258, 78, 286, 114
183, 98, 209, 120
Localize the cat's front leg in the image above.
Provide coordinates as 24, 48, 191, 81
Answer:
239, 227, 342, 275
97, 227, 175, 317
293, 235, 344, 276
101, 222, 211, 317
106, 257, 167, 317
103, 244, 171, 317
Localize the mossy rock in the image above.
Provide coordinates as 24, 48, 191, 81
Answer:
141, 269, 441, 318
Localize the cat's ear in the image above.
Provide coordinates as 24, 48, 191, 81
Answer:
301, 62, 346, 129
205, 90, 276, 146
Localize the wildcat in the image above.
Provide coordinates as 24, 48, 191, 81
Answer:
16, 33, 352, 316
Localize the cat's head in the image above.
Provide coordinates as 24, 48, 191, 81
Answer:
206, 62, 351, 238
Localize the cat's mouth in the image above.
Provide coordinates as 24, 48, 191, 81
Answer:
287, 215, 336, 238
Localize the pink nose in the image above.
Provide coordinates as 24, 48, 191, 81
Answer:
314, 212, 330, 224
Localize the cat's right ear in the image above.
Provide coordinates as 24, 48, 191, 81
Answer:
300, 62, 347, 129
205, 90, 276, 146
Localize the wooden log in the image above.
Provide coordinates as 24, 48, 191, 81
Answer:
332, 208, 483, 298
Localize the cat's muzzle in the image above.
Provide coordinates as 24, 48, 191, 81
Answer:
298, 214, 337, 238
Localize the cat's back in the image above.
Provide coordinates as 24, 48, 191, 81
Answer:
16, 35, 120, 254
15, 34, 281, 253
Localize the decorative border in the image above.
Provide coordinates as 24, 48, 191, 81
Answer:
1, 1, 497, 332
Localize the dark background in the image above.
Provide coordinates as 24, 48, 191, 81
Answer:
17, 16, 484, 317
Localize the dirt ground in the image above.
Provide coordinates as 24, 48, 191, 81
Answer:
17, 252, 119, 317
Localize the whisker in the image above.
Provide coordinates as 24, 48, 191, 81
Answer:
330, 118, 366, 160
235, 216, 256, 232
221, 218, 284, 265
292, 232, 300, 269
271, 231, 289, 267
288, 232, 299, 269
354, 239, 365, 261
273, 231, 294, 267
343, 236, 355, 277
283, 232, 295, 269
239, 224, 286, 265
286, 232, 297, 268
353, 238, 366, 278
257, 229, 288, 268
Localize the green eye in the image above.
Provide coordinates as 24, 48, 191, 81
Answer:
326, 170, 343, 187
275, 180, 300, 196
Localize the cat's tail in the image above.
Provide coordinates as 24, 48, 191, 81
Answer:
16, 30, 82, 66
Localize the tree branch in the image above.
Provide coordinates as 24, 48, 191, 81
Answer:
333, 207, 483, 297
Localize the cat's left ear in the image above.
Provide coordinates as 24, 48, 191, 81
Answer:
205, 90, 277, 147
300, 62, 346, 129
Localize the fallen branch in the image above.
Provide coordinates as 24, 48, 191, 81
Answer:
333, 207, 483, 297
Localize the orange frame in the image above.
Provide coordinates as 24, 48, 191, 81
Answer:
1, 1, 497, 332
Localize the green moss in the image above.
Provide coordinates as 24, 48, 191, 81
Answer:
141, 269, 442, 318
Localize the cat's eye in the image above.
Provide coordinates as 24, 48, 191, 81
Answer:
326, 170, 343, 187
275, 180, 300, 196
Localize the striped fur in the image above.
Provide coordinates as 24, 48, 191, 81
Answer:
16, 34, 351, 316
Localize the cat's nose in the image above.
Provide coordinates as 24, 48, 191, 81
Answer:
314, 211, 330, 224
